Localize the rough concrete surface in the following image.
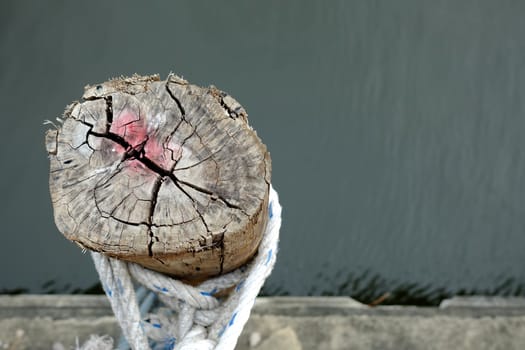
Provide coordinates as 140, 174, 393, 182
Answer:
0, 296, 524, 349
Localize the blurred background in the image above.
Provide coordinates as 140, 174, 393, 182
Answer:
1, 0, 525, 305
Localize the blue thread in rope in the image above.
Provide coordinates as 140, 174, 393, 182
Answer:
228, 312, 238, 327
164, 337, 176, 350
218, 325, 226, 338
199, 287, 217, 296
153, 284, 169, 293
235, 280, 245, 292
265, 249, 273, 265
149, 335, 176, 350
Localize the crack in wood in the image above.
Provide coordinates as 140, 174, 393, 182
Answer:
104, 96, 113, 132
147, 176, 163, 257
165, 83, 186, 118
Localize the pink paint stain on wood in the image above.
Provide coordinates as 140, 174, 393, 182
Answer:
110, 109, 182, 171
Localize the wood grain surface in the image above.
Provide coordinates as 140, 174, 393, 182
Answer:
46, 74, 271, 279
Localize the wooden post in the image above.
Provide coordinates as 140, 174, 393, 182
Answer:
46, 74, 271, 280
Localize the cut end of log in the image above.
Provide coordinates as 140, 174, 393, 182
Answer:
46, 74, 271, 279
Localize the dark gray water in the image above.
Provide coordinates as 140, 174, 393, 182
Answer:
1, 1, 525, 304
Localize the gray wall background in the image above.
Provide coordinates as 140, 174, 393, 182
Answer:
1, 0, 524, 302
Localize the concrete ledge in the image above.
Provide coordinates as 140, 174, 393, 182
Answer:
0, 295, 524, 349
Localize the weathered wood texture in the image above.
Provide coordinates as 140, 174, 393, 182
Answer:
46, 74, 271, 279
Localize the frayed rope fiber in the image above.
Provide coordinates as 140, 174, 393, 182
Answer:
82, 186, 281, 350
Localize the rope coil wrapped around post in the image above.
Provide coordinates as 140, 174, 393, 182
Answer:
88, 186, 281, 350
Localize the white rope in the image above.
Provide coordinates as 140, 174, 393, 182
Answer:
82, 186, 281, 350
